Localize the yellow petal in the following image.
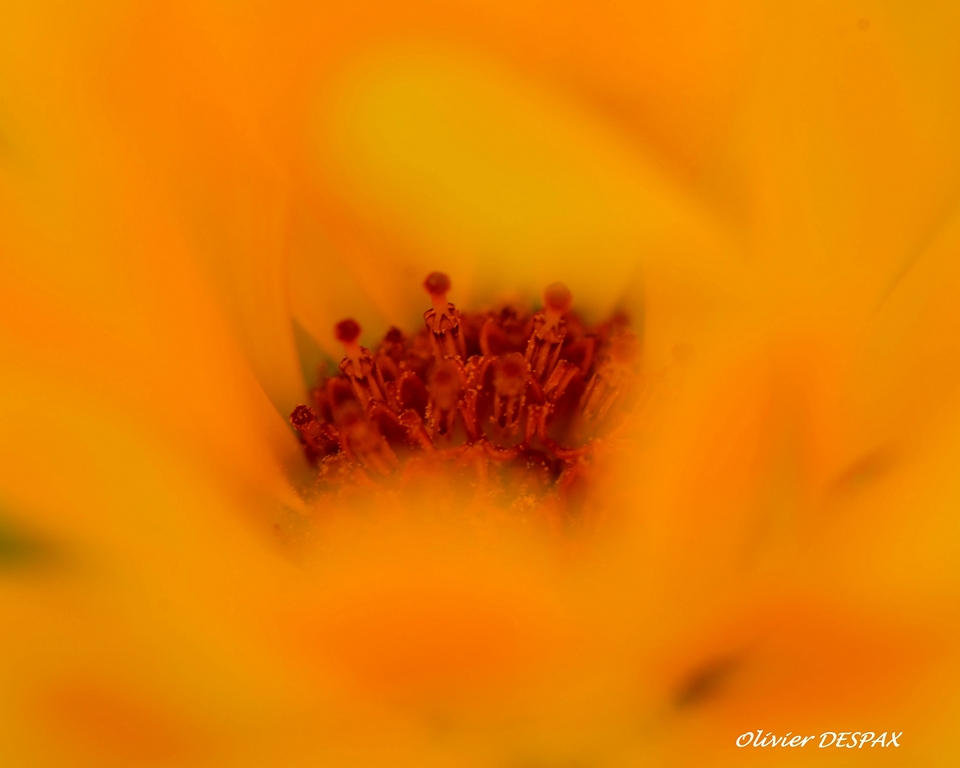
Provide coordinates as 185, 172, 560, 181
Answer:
311, 43, 737, 321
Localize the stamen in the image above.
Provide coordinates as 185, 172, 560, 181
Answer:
335, 318, 384, 408
493, 353, 528, 398
480, 307, 527, 356
290, 404, 335, 461
399, 408, 435, 452
428, 360, 463, 411
424, 271, 451, 309
427, 360, 465, 439
291, 275, 643, 522
526, 283, 571, 380
290, 403, 316, 430
422, 271, 466, 359
335, 318, 362, 365
544, 282, 573, 316
542, 359, 581, 404
332, 400, 398, 476
580, 330, 641, 429
491, 352, 529, 437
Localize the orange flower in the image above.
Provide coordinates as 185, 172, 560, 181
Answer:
2, 1, 960, 766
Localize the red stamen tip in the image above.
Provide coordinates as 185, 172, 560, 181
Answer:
335, 318, 361, 344
290, 404, 316, 429
295, 276, 638, 511
544, 283, 572, 313
423, 272, 451, 297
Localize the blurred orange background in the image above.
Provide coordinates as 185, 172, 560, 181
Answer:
2, 1, 960, 766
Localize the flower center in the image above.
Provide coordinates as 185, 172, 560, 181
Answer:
290, 273, 640, 519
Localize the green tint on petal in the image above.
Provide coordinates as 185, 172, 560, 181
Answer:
0, 513, 49, 568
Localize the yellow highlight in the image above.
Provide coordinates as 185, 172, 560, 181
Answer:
320, 45, 722, 317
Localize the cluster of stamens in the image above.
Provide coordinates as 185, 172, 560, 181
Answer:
290, 273, 640, 512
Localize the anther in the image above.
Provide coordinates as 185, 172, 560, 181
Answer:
426, 360, 465, 438
542, 359, 581, 404
332, 400, 397, 476
494, 353, 528, 397
423, 271, 466, 360
335, 318, 384, 407
580, 330, 640, 428
428, 361, 463, 411
455, 354, 494, 442
289, 405, 336, 461
290, 404, 316, 430
526, 283, 571, 380
294, 273, 641, 521
491, 352, 529, 434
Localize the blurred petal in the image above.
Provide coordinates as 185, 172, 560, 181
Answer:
0, 1, 302, 492
311, 44, 735, 316
90, 2, 307, 414
740, 1, 960, 317
203, 1, 746, 345
3, 1, 960, 766
852, 204, 960, 446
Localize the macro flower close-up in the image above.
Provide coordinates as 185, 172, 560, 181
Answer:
3, 1, 960, 766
